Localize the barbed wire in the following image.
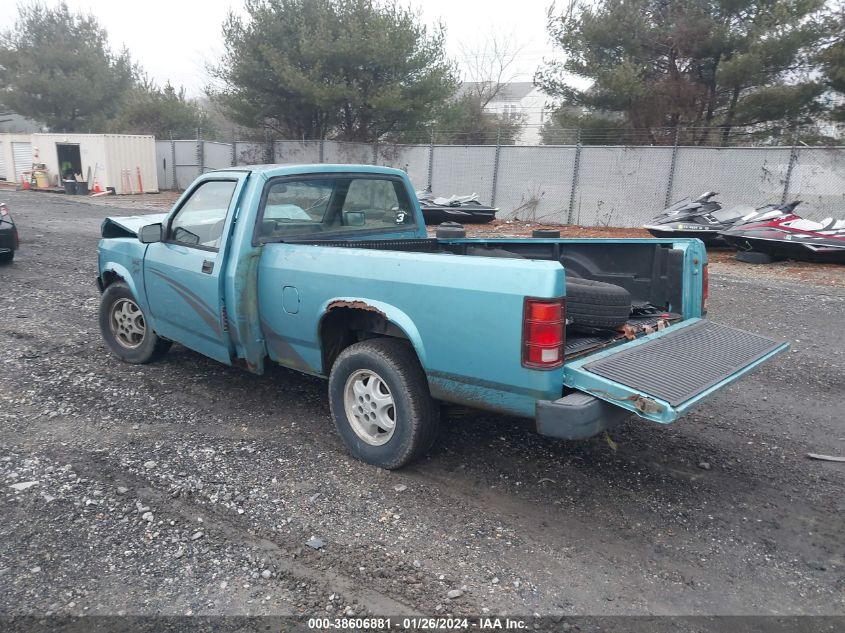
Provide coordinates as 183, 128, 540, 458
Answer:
186, 122, 845, 148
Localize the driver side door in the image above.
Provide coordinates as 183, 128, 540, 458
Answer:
143, 176, 244, 364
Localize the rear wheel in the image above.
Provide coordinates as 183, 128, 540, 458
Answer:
99, 281, 171, 363
328, 338, 439, 469
0, 250, 13, 264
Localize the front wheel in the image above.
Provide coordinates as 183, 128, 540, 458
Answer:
328, 338, 439, 469
99, 281, 171, 363
0, 250, 13, 264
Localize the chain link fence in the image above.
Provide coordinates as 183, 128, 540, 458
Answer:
155, 136, 845, 226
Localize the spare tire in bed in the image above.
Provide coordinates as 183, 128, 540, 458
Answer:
566, 277, 631, 329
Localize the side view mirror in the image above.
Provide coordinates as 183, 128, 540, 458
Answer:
139, 223, 163, 244
343, 211, 365, 227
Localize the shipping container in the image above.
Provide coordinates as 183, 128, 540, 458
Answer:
29, 133, 159, 194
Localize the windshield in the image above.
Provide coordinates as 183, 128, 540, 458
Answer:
663, 198, 692, 214
710, 206, 748, 222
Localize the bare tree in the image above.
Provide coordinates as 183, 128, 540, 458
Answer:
392, 33, 529, 145
458, 33, 527, 108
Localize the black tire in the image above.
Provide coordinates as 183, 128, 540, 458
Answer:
99, 281, 172, 364
0, 250, 13, 264
532, 229, 561, 238
735, 251, 774, 264
328, 338, 439, 469
566, 277, 631, 329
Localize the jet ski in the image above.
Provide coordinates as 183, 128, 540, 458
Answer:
644, 191, 736, 244
645, 193, 796, 246
416, 191, 498, 225
720, 202, 845, 264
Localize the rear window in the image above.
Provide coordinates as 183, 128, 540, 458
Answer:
256, 176, 415, 241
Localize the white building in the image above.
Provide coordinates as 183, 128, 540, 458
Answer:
0, 133, 159, 193
0, 112, 42, 134
462, 81, 556, 145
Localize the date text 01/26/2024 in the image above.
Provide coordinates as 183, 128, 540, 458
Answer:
307, 617, 528, 629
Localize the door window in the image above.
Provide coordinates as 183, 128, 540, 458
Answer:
169, 180, 237, 250
257, 177, 414, 240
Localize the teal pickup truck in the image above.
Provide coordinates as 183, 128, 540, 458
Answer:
97, 164, 788, 468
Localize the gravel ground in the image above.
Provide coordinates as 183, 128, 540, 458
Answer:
1, 190, 843, 619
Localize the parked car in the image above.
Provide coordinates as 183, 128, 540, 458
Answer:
0, 202, 19, 263
96, 165, 789, 468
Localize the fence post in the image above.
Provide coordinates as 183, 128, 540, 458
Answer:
664, 127, 680, 207
196, 127, 204, 176
264, 130, 274, 164
372, 131, 379, 165
427, 130, 435, 192
567, 129, 582, 224
491, 130, 502, 207
170, 132, 177, 190
781, 135, 800, 204
231, 128, 237, 167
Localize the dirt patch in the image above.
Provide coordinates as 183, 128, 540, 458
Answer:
436, 220, 845, 287
443, 220, 651, 239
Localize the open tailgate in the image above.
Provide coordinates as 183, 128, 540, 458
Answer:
563, 318, 789, 423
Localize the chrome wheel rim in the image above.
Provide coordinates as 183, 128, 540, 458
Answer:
343, 369, 396, 446
110, 298, 146, 349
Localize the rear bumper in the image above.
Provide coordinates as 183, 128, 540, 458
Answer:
536, 392, 631, 440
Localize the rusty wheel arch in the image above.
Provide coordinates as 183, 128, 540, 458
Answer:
319, 303, 411, 374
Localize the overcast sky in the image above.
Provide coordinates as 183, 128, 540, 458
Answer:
0, 0, 565, 98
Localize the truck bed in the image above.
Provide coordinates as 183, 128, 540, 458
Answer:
289, 236, 693, 359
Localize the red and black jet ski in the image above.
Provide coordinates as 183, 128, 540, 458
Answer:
720, 202, 845, 264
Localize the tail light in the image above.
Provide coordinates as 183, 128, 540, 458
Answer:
522, 297, 566, 369
702, 264, 709, 314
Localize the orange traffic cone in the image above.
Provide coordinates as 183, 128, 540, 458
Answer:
93, 176, 102, 194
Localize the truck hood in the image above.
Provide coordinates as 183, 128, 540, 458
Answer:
101, 213, 168, 239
